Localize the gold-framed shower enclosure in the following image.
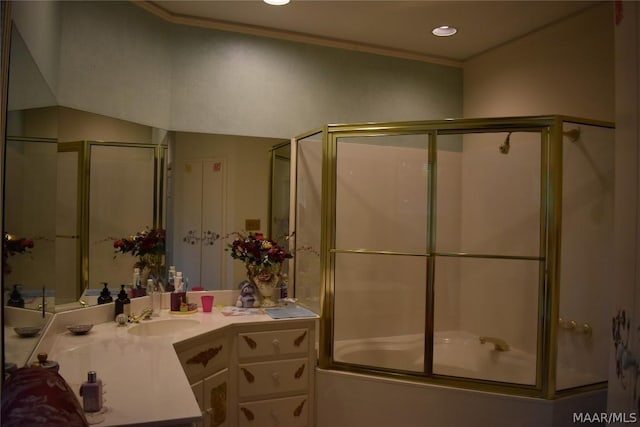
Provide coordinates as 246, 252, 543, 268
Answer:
293, 115, 614, 400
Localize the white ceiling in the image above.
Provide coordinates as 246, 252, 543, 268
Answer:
143, 0, 599, 64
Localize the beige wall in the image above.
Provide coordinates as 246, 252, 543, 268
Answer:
464, 3, 614, 122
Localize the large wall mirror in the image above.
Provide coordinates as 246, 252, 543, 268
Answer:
3, 16, 287, 366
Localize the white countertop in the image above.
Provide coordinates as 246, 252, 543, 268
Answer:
36, 299, 316, 427
4, 306, 54, 367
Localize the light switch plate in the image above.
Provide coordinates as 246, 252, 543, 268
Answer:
245, 219, 260, 231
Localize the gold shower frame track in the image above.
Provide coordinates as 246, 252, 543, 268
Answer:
295, 115, 614, 400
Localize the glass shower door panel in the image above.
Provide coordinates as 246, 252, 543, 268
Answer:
332, 252, 426, 373
433, 256, 539, 385
335, 135, 429, 253
295, 133, 323, 313
436, 132, 541, 256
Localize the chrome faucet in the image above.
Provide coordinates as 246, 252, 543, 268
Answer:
479, 336, 510, 351
129, 307, 153, 323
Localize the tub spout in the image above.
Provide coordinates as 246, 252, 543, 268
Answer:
479, 336, 510, 351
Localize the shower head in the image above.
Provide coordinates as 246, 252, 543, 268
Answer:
499, 132, 512, 154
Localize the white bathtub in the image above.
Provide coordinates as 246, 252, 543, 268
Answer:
323, 330, 606, 427
334, 330, 534, 384
333, 330, 605, 388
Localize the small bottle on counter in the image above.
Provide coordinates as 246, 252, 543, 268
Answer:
149, 279, 161, 315
280, 273, 288, 300
175, 271, 183, 292
116, 284, 131, 318
166, 266, 176, 292
79, 371, 103, 412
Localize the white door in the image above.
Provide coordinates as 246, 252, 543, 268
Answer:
174, 159, 225, 290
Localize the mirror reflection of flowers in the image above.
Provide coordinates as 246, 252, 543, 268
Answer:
3, 232, 35, 275
3, 232, 35, 256
113, 227, 166, 271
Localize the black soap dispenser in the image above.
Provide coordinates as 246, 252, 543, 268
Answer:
97, 282, 113, 304
115, 284, 131, 318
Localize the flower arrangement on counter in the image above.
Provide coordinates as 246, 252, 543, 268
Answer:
227, 232, 292, 307
227, 232, 292, 268
113, 227, 166, 271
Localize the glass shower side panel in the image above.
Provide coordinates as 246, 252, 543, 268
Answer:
294, 132, 323, 313
56, 149, 80, 305
556, 122, 613, 390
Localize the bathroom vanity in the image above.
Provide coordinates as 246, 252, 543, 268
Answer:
26, 295, 317, 427
175, 319, 314, 427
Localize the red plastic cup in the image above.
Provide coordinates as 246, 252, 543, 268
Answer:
201, 295, 214, 312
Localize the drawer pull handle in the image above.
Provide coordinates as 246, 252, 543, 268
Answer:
241, 367, 255, 383
294, 330, 307, 347
186, 345, 223, 368
242, 335, 257, 349
272, 338, 280, 349
271, 372, 280, 384
293, 399, 306, 417
240, 407, 255, 421
294, 363, 306, 379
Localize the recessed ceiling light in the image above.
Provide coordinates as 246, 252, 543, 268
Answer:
264, 0, 290, 5
432, 25, 458, 37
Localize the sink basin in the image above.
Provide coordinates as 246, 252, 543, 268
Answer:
128, 319, 200, 336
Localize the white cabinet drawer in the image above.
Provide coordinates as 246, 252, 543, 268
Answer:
238, 395, 309, 427
238, 329, 309, 359
177, 333, 228, 383
238, 358, 309, 398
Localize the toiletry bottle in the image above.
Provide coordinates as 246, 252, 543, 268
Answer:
166, 266, 176, 292
133, 267, 142, 297
79, 371, 103, 412
97, 282, 113, 304
149, 279, 161, 315
280, 273, 288, 300
176, 271, 183, 292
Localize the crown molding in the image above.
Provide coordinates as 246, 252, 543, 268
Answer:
133, 1, 463, 68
